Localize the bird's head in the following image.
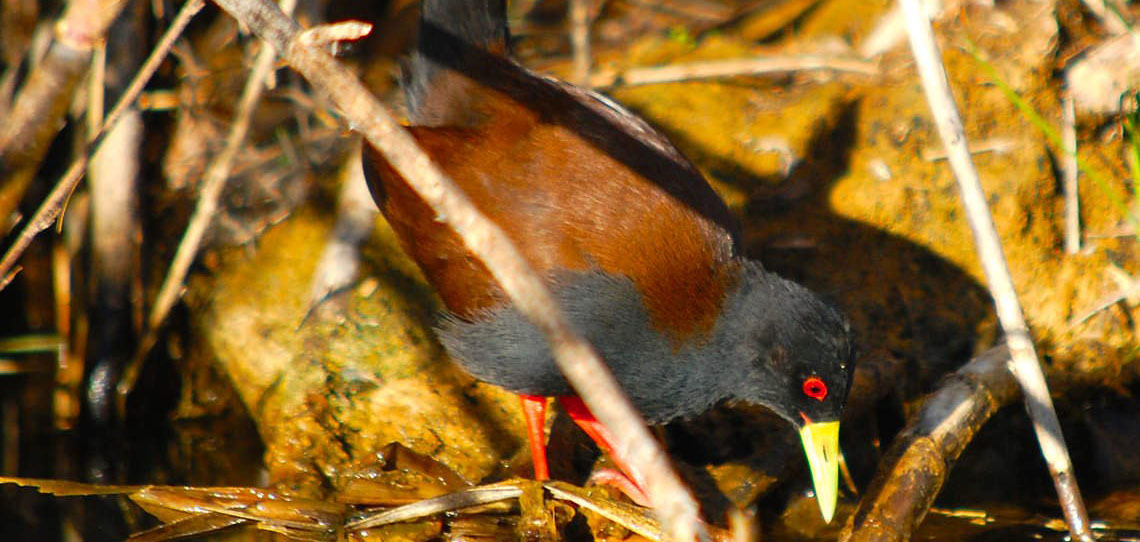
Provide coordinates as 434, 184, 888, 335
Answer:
718, 262, 855, 523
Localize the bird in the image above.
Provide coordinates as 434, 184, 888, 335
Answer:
361, 0, 855, 523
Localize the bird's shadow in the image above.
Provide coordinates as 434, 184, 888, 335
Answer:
652, 97, 997, 389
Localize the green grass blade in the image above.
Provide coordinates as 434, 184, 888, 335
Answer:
965, 39, 1140, 237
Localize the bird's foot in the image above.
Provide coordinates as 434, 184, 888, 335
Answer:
587, 468, 651, 507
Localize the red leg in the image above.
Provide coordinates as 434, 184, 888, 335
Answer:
520, 395, 550, 480
558, 396, 650, 505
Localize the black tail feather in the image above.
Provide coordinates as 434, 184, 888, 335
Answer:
406, 0, 509, 121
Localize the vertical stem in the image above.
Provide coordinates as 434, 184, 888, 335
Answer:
1061, 94, 1080, 254
897, 1, 1094, 540
569, 0, 591, 87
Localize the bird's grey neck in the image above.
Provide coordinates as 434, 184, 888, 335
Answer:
437, 268, 780, 423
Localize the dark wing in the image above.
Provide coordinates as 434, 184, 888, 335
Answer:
363, 58, 741, 342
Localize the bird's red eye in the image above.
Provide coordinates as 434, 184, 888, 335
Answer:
802, 377, 828, 401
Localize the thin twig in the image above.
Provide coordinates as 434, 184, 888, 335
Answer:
919, 137, 1015, 162
0, 269, 19, 291
590, 55, 878, 88
569, 0, 591, 87
898, 1, 1094, 540
119, 0, 299, 401
0, 0, 206, 289
52, 236, 81, 430
303, 147, 377, 324
348, 483, 523, 530
205, 0, 707, 540
88, 5, 148, 427
973, 43, 1140, 235
1061, 94, 1080, 254
88, 43, 107, 135
545, 481, 662, 541
622, 0, 733, 22
295, 20, 372, 48
859, 0, 959, 58
1068, 264, 1140, 326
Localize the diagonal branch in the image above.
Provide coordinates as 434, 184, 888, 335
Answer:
841, 346, 1018, 541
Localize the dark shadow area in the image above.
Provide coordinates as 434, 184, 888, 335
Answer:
938, 382, 1140, 517
652, 92, 1140, 529
1, 300, 265, 542
674, 99, 995, 387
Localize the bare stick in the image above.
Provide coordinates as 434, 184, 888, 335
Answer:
841, 346, 1018, 542
860, 0, 959, 58
1061, 94, 1080, 255
569, 0, 591, 87
898, 1, 1093, 540
1067, 263, 1140, 326
0, 0, 122, 158
303, 147, 377, 321
348, 483, 524, 530
295, 20, 372, 47
590, 55, 878, 88
205, 0, 706, 539
0, 0, 206, 289
87, 5, 149, 428
120, 0, 299, 399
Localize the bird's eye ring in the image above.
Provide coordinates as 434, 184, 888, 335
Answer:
802, 377, 827, 401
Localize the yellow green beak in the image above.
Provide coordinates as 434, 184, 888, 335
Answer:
798, 420, 840, 523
